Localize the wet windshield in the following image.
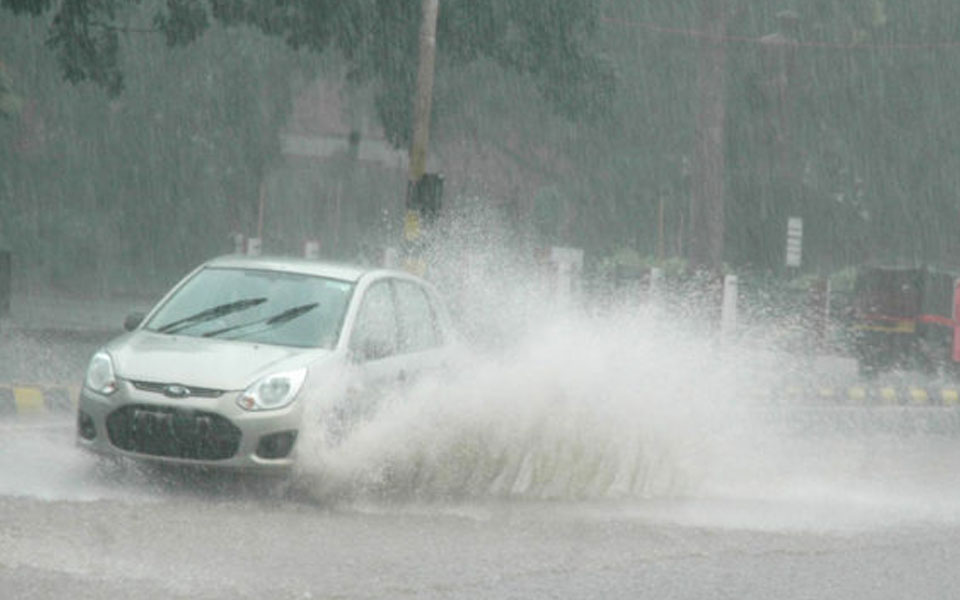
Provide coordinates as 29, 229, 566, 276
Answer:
145, 267, 354, 348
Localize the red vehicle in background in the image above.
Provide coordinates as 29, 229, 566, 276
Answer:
851, 265, 960, 377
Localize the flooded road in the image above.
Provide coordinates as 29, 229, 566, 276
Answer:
5, 408, 960, 598
5, 310, 960, 598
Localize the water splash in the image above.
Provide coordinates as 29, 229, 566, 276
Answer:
295, 304, 775, 503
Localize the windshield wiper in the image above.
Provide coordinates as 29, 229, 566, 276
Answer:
154, 297, 267, 334
266, 302, 319, 325
202, 302, 319, 339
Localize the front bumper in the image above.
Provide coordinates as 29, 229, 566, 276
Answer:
76, 379, 303, 470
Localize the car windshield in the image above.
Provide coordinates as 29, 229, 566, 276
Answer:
144, 267, 355, 349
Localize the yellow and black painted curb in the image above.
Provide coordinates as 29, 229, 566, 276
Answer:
3, 384, 960, 417
781, 386, 960, 407
0, 385, 79, 417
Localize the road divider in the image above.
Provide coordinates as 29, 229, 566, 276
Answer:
3, 383, 960, 417
782, 385, 960, 407
0, 385, 78, 416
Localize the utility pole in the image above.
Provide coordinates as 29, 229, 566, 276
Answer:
403, 0, 440, 275
689, 0, 727, 275
760, 11, 800, 272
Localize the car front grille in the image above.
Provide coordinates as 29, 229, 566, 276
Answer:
129, 380, 224, 398
106, 404, 241, 461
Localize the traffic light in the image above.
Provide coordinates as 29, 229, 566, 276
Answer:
406, 173, 444, 225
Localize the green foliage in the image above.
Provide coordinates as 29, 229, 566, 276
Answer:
154, 0, 210, 47
4, 0, 615, 147
0, 14, 312, 293
47, 0, 124, 96
0, 0, 54, 15
492, 2, 615, 122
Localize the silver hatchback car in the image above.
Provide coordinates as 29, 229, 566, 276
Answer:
76, 255, 458, 470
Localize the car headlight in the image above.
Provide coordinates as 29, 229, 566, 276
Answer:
237, 368, 307, 411
85, 351, 118, 395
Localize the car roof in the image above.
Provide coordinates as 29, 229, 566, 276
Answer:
202, 254, 393, 283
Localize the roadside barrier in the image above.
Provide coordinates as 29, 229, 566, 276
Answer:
782, 386, 960, 407
0, 385, 78, 417
2, 383, 960, 417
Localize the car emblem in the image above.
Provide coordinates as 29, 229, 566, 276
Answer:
163, 385, 191, 398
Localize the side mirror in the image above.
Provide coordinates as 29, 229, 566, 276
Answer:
123, 312, 145, 331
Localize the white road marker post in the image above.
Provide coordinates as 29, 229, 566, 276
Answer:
721, 274, 738, 339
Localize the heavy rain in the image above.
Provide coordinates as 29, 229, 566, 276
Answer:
3, 1, 960, 598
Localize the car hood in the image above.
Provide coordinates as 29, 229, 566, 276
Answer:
107, 332, 333, 391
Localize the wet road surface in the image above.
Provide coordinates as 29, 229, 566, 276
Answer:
4, 417, 960, 599
6, 311, 960, 598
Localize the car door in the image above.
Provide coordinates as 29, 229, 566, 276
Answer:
345, 280, 407, 418
393, 278, 449, 379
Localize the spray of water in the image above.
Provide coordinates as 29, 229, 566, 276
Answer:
303, 313, 782, 502
293, 203, 786, 504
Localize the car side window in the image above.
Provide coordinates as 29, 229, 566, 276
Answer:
350, 282, 398, 361
395, 280, 441, 353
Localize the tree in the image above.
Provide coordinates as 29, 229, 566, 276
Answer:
1, 0, 615, 149
0, 12, 314, 293
723, 0, 960, 271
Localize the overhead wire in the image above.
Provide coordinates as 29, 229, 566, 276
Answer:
600, 15, 960, 50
